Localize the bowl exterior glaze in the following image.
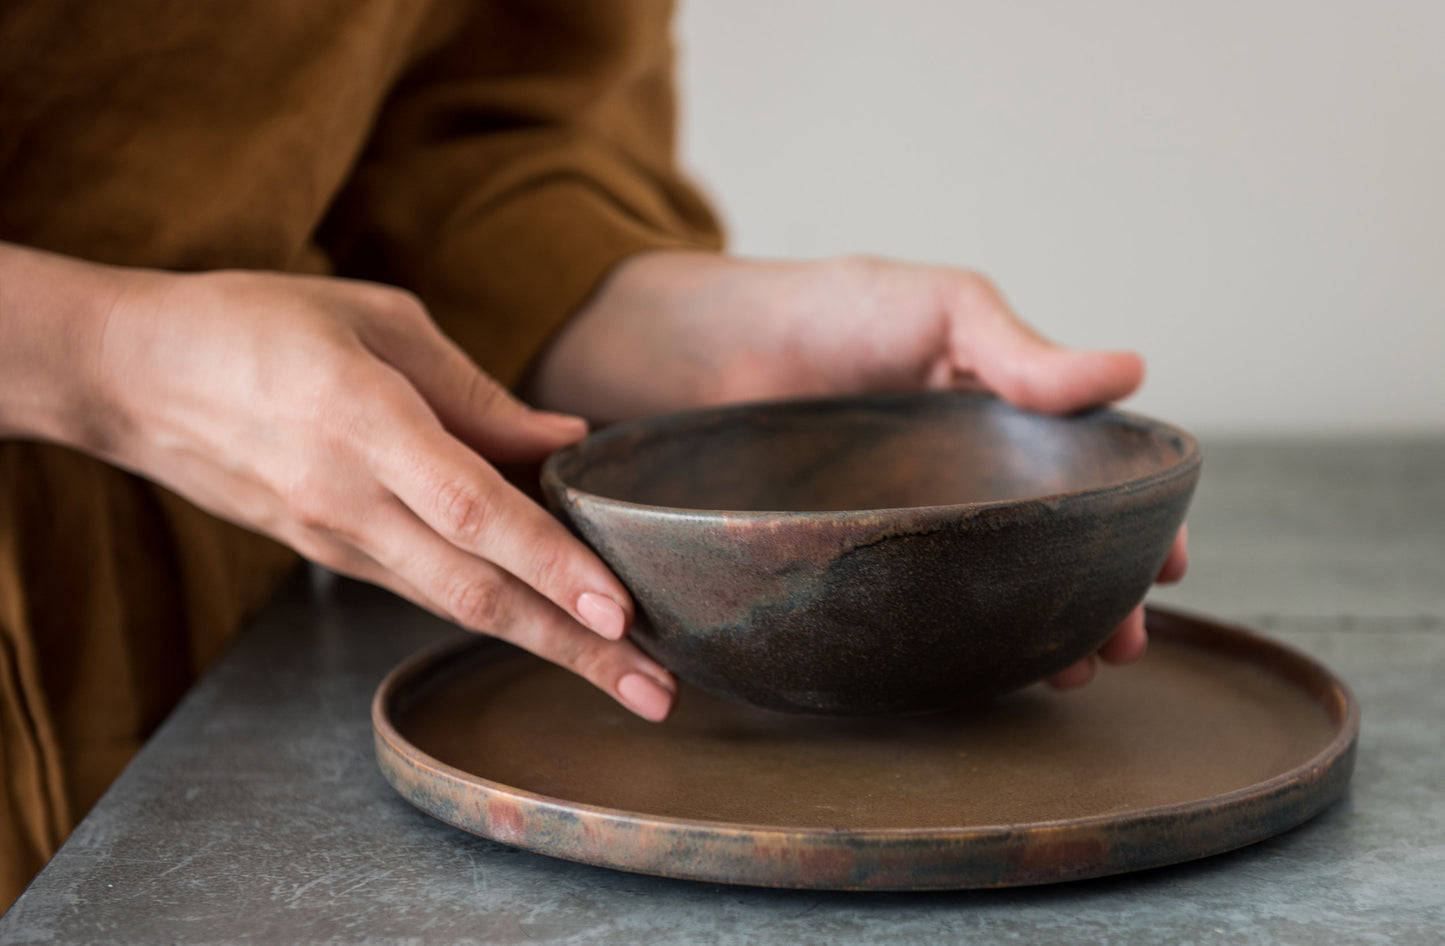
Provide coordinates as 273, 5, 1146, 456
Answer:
543, 394, 1199, 716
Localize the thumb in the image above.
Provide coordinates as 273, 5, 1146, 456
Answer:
435, 363, 589, 463
353, 288, 588, 461
953, 297, 1144, 414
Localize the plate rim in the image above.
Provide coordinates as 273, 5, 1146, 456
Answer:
372, 605, 1359, 889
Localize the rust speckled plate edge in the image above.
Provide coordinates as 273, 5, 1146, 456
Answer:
371, 606, 1359, 891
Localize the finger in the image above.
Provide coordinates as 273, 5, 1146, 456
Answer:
1097, 605, 1149, 664
945, 275, 1145, 414
353, 556, 675, 722
353, 502, 677, 721
367, 394, 635, 641
375, 425, 635, 639
1048, 655, 1097, 690
351, 286, 588, 462
1048, 604, 1148, 690
970, 322, 1144, 415
1156, 524, 1189, 584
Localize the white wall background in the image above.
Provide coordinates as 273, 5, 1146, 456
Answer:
675, 1, 1444, 436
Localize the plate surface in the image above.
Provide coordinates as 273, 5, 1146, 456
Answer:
373, 607, 1357, 890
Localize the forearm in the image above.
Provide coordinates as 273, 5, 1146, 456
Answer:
0, 241, 120, 447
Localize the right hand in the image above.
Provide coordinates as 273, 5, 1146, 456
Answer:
1, 246, 676, 720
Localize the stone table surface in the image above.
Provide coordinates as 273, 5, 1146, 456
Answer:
1, 439, 1442, 945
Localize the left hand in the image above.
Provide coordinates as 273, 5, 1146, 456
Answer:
527, 249, 1189, 687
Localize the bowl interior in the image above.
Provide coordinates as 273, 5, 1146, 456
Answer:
554, 393, 1195, 513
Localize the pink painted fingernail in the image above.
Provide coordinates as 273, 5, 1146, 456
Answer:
577, 592, 627, 640
618, 673, 675, 722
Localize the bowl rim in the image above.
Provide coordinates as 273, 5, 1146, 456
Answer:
541, 391, 1201, 523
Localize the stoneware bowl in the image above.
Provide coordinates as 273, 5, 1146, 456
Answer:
541, 391, 1200, 716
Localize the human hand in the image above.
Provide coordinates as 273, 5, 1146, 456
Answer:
527, 250, 1189, 686
0, 246, 675, 720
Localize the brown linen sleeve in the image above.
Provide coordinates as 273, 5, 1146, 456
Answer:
321, 0, 725, 388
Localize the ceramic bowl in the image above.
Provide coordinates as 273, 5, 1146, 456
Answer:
541, 391, 1200, 716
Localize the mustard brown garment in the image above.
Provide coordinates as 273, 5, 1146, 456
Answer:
0, 0, 722, 910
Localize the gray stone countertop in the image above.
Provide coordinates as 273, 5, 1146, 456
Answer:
1, 439, 1442, 945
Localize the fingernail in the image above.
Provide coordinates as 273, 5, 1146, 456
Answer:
577, 592, 628, 640
618, 672, 675, 722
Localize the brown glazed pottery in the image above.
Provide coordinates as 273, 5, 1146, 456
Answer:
541, 391, 1200, 715
373, 607, 1359, 890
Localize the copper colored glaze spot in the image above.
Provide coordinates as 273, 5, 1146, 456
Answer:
373, 608, 1358, 891
541, 392, 1201, 715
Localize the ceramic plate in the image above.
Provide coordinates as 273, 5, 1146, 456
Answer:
373, 607, 1357, 890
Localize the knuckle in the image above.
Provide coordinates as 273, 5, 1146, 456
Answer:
526, 540, 574, 597
278, 524, 356, 574
962, 268, 997, 292
359, 283, 428, 323
279, 474, 337, 533
950, 269, 1001, 307
567, 643, 615, 684
293, 348, 380, 433
530, 623, 592, 676
299, 539, 351, 574
435, 478, 493, 545
465, 370, 507, 418
445, 576, 505, 630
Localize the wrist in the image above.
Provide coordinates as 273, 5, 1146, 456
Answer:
0, 242, 134, 450
525, 248, 776, 421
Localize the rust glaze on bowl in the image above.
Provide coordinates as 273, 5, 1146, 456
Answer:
541, 391, 1200, 716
